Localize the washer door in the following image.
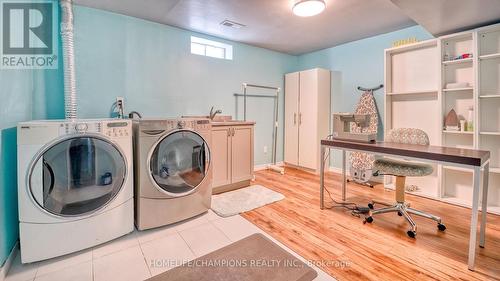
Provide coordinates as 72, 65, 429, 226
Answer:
29, 135, 126, 217
149, 130, 210, 197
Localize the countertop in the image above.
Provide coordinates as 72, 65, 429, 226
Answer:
211, 121, 256, 126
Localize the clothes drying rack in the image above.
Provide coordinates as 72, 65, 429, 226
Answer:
234, 83, 284, 175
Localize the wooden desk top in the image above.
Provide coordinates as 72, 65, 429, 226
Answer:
321, 139, 490, 167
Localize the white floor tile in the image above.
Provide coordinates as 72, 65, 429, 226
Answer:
35, 249, 92, 277
140, 232, 195, 276
313, 268, 336, 281
92, 231, 139, 258
204, 210, 223, 221
178, 222, 231, 257
34, 261, 92, 281
211, 215, 263, 242
5, 252, 38, 281
136, 225, 177, 245
93, 245, 150, 281
169, 213, 210, 233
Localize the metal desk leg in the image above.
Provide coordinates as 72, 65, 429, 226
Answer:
342, 150, 346, 202
468, 166, 481, 270
480, 162, 489, 248
320, 145, 326, 209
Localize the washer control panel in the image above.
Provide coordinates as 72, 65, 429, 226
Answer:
194, 119, 211, 131
104, 121, 130, 138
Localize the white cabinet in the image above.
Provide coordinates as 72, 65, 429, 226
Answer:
284, 68, 331, 172
211, 124, 254, 193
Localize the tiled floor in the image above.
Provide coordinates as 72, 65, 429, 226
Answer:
5, 210, 334, 281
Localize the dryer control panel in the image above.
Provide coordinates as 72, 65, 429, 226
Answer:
58, 120, 131, 138
60, 122, 102, 135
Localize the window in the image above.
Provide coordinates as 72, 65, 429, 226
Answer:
190, 36, 233, 60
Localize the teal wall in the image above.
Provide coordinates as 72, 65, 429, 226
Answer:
73, 6, 297, 166
297, 25, 434, 168
0, 3, 434, 266
0, 4, 296, 265
0, 0, 64, 264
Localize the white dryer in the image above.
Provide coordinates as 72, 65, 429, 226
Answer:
17, 119, 134, 263
133, 118, 212, 230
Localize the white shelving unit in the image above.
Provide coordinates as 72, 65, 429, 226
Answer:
440, 32, 477, 213
384, 39, 441, 199
478, 24, 500, 215
384, 24, 500, 215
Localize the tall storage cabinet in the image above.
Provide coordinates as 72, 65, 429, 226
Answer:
284, 68, 331, 172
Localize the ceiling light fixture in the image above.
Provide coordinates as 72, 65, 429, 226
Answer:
293, 0, 326, 17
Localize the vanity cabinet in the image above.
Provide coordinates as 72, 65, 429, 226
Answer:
211, 123, 254, 194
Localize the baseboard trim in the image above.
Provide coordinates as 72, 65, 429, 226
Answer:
0, 241, 19, 281
254, 161, 284, 171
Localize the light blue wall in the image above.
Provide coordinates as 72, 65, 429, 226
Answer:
73, 6, 297, 165
0, 3, 434, 265
297, 25, 434, 168
0, 5, 296, 264
0, 38, 64, 266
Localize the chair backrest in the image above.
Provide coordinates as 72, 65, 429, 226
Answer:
386, 128, 429, 145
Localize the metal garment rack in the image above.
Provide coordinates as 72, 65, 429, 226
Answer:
234, 83, 282, 173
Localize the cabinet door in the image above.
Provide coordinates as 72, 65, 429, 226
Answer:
298, 69, 319, 170
284, 72, 300, 165
211, 127, 232, 187
231, 126, 254, 183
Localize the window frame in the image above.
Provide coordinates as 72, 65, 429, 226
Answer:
190, 36, 233, 60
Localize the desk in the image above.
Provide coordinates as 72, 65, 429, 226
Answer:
319, 139, 490, 271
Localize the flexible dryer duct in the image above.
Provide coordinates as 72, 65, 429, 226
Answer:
60, 0, 77, 120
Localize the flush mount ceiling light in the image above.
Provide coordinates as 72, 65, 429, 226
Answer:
293, 0, 326, 17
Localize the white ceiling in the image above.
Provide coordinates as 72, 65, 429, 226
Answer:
391, 0, 500, 36
73, 0, 416, 55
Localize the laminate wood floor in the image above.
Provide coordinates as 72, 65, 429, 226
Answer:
242, 167, 500, 281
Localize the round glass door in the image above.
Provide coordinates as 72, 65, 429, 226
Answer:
29, 136, 126, 217
149, 130, 209, 196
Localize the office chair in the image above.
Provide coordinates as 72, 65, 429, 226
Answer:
364, 128, 446, 238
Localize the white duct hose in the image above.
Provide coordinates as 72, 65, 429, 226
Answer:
60, 0, 77, 120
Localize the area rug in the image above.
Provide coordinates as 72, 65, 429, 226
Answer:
147, 233, 317, 281
210, 185, 285, 217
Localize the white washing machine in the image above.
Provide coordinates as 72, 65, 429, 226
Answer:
133, 118, 212, 230
17, 119, 134, 263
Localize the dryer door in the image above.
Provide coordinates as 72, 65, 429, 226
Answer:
28, 135, 127, 217
149, 130, 210, 197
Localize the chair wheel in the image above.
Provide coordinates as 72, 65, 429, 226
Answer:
397, 211, 403, 216
368, 203, 374, 209
407, 230, 416, 238
438, 223, 446, 231
365, 216, 373, 223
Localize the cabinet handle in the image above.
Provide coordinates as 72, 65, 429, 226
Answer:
293, 113, 297, 125
299, 113, 302, 125
227, 128, 231, 137
232, 128, 235, 136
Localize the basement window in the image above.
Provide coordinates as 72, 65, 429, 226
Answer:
191, 36, 233, 60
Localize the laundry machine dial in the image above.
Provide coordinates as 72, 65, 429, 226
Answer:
75, 123, 88, 133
